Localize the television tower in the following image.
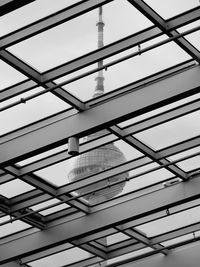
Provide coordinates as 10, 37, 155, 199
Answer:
93, 6, 105, 98
68, 7, 128, 205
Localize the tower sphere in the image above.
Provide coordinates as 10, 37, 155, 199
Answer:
68, 139, 128, 204
67, 7, 128, 204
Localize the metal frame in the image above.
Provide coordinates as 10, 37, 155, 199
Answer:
0, 0, 200, 266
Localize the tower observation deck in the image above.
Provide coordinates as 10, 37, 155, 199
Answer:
68, 7, 128, 205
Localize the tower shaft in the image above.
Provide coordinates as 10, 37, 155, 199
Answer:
93, 6, 105, 98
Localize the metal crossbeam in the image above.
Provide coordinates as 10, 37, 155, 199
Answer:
117, 228, 168, 255
109, 125, 188, 180
3, 166, 89, 214
12, 94, 200, 175
0, 0, 35, 17
0, 0, 112, 49
127, 0, 200, 62
0, 65, 199, 167
1, 7, 198, 103
0, 176, 200, 264
0, 50, 85, 110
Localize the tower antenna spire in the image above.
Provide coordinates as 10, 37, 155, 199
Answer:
93, 6, 105, 98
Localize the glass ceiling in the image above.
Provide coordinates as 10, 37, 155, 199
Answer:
0, 0, 200, 266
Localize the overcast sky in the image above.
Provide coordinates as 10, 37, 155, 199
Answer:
0, 2, 200, 264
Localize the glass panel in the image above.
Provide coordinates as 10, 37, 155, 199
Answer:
0, 60, 27, 90
31, 199, 69, 216
17, 144, 67, 167
29, 247, 90, 267
61, 41, 190, 102
135, 111, 200, 150
107, 232, 130, 246
176, 156, 200, 172
121, 164, 174, 196
0, 216, 31, 238
35, 140, 142, 186
35, 160, 69, 186
168, 146, 200, 172
106, 247, 154, 265
178, 20, 200, 33
170, 199, 200, 214
118, 93, 200, 128
8, 0, 152, 72
0, 0, 80, 36
178, 19, 200, 52
136, 205, 200, 237
0, 179, 34, 198
0, 88, 69, 135
144, 0, 198, 19
168, 146, 200, 161
161, 233, 193, 246
185, 31, 200, 51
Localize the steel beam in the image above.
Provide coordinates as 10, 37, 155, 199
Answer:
116, 242, 200, 267
0, 0, 112, 48
42, 7, 200, 82
124, 98, 200, 135
0, 176, 200, 264
7, 135, 199, 217
0, 7, 198, 102
0, 80, 37, 102
109, 126, 187, 180
121, 229, 168, 255
127, 0, 200, 62
3, 166, 89, 214
0, 0, 35, 17
0, 65, 199, 167
13, 93, 200, 174
0, 50, 85, 110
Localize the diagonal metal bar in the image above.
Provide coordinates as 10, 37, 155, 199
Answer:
42, 7, 200, 82
0, 50, 86, 110
3, 166, 89, 214
15, 91, 200, 175
72, 242, 107, 259
127, 0, 200, 62
0, 65, 199, 167
109, 125, 188, 180
117, 227, 168, 255
0, 7, 199, 103
0, 0, 35, 17
0, 176, 200, 264
0, 0, 113, 49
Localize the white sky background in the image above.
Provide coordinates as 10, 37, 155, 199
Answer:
0, 1, 200, 265
0, 0, 200, 194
